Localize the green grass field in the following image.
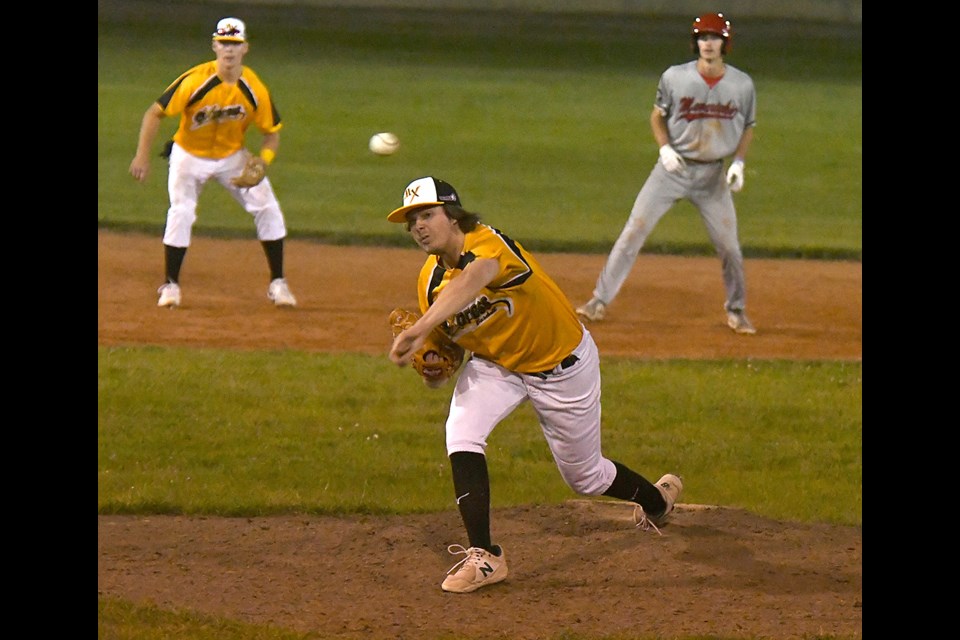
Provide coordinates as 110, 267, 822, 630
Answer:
99, 348, 861, 525
98, 2, 861, 258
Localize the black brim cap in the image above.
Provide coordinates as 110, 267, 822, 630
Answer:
387, 177, 461, 222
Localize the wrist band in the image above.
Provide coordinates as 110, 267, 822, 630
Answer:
260, 148, 276, 165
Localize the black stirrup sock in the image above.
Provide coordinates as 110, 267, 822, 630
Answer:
261, 239, 284, 281
163, 244, 187, 283
449, 451, 493, 551
604, 461, 667, 514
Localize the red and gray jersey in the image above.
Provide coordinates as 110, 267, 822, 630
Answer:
655, 60, 756, 162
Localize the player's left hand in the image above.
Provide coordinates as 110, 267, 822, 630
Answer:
726, 160, 745, 193
231, 155, 267, 189
389, 307, 465, 388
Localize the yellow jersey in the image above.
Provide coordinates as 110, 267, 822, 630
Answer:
417, 224, 583, 373
157, 61, 282, 159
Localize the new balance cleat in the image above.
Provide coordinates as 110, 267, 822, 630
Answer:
441, 544, 508, 593
634, 473, 683, 534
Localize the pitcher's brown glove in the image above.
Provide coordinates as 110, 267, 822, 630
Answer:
389, 307, 465, 388
231, 155, 267, 188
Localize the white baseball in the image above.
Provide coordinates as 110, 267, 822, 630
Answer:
369, 132, 400, 156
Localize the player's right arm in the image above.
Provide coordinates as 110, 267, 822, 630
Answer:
389, 258, 499, 367
649, 106, 670, 148
422, 258, 499, 331
129, 102, 165, 182
651, 106, 686, 173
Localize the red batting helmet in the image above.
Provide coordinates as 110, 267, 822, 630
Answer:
691, 13, 732, 52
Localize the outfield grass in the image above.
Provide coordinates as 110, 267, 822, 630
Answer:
98, 2, 861, 259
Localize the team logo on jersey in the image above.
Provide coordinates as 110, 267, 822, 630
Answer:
678, 97, 737, 122
191, 104, 247, 129
447, 295, 513, 336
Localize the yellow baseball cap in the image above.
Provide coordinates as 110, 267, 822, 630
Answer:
213, 18, 247, 43
387, 177, 462, 223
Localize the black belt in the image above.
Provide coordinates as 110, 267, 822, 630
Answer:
683, 158, 722, 165
530, 354, 579, 379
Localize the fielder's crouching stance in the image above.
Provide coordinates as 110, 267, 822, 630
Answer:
387, 177, 683, 594
129, 17, 297, 309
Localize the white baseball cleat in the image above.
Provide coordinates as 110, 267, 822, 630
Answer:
726, 309, 756, 335
576, 298, 607, 322
634, 473, 683, 534
157, 282, 181, 308
441, 544, 508, 593
268, 278, 297, 307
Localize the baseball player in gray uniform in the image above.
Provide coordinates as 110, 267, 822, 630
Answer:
577, 12, 757, 335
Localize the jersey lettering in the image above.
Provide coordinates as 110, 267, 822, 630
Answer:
450, 296, 513, 333
191, 104, 247, 129
678, 97, 738, 121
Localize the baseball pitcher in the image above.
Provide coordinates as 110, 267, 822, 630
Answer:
387, 176, 683, 594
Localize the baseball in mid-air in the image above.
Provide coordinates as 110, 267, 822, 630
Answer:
369, 132, 400, 156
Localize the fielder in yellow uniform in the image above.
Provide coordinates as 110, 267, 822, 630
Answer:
129, 17, 296, 308
387, 177, 683, 594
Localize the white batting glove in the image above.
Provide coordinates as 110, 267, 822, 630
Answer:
726, 159, 745, 192
658, 144, 686, 174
